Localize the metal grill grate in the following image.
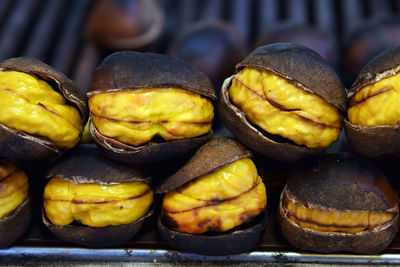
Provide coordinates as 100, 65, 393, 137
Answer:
0, 0, 399, 89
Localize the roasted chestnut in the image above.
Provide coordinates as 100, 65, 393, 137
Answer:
345, 45, 400, 158
157, 138, 267, 255
279, 155, 399, 253
87, 0, 164, 51
42, 145, 153, 247
88, 51, 216, 163
0, 159, 31, 248
0, 57, 88, 163
219, 43, 346, 162
168, 19, 247, 90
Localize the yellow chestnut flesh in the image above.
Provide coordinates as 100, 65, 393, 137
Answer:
283, 189, 396, 234
0, 71, 83, 148
348, 72, 400, 126
0, 159, 29, 219
89, 88, 214, 146
228, 68, 343, 149
162, 158, 267, 234
43, 178, 153, 227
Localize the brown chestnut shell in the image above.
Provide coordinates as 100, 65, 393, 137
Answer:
90, 122, 213, 164
88, 51, 216, 163
344, 119, 400, 158
345, 46, 400, 158
43, 144, 153, 247
219, 43, 346, 162
0, 57, 88, 163
278, 155, 399, 253
0, 123, 60, 163
157, 209, 267, 256
279, 193, 399, 254
349, 39, 400, 97
0, 197, 32, 248
156, 137, 251, 193
42, 205, 154, 248
46, 144, 150, 184
236, 43, 346, 112
88, 51, 216, 100
157, 138, 267, 255
219, 76, 321, 163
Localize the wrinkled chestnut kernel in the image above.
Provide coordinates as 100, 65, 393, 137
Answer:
87, 0, 164, 51
219, 43, 346, 162
279, 155, 399, 253
0, 57, 87, 163
169, 19, 247, 90
0, 159, 31, 248
345, 45, 400, 158
88, 51, 216, 164
256, 23, 338, 67
42, 144, 153, 247
157, 138, 267, 255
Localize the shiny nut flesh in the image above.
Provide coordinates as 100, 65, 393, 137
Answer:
161, 158, 267, 234
43, 178, 153, 227
0, 71, 83, 148
228, 67, 343, 149
348, 72, 400, 126
0, 159, 29, 219
282, 186, 398, 234
89, 88, 214, 146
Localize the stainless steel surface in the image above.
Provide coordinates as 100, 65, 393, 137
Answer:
2, 247, 400, 265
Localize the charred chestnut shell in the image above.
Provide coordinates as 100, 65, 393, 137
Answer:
278, 155, 399, 253
0, 57, 88, 163
219, 43, 346, 162
88, 51, 216, 164
157, 138, 267, 256
0, 197, 32, 248
345, 45, 400, 158
42, 144, 153, 247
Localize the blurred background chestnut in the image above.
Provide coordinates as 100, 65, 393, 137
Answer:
169, 20, 246, 91
342, 16, 400, 86
86, 0, 165, 52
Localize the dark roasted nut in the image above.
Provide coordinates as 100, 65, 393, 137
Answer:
169, 19, 247, 90
42, 144, 153, 247
0, 57, 87, 163
219, 43, 346, 162
88, 51, 216, 164
345, 45, 400, 158
87, 0, 164, 51
279, 155, 399, 253
157, 138, 267, 255
0, 159, 31, 248
342, 17, 400, 86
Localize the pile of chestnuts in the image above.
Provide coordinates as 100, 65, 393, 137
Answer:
1, 40, 400, 256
